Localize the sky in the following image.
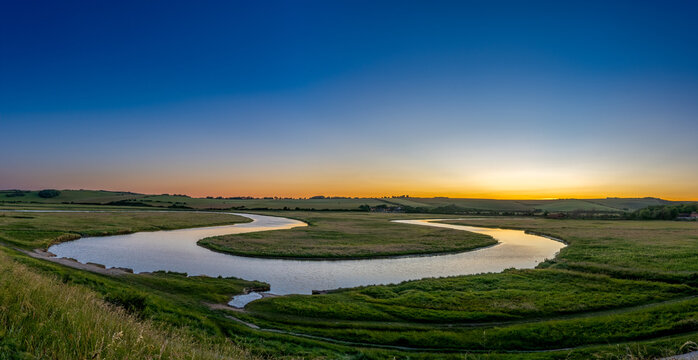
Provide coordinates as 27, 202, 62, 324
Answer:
1, 0, 697, 199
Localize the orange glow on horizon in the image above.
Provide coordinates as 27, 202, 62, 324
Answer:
13, 164, 696, 201
63, 186, 696, 201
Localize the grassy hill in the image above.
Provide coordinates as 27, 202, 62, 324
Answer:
0, 189, 142, 204
385, 196, 677, 212
0, 189, 684, 213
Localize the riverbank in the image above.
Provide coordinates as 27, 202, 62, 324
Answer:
197, 211, 497, 259
0, 210, 251, 250
0, 209, 276, 359
44, 212, 560, 299
0, 250, 262, 360
238, 217, 698, 358
437, 218, 698, 281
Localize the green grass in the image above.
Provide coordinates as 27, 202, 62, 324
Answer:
0, 250, 263, 360
386, 197, 680, 212
0, 210, 250, 249
517, 199, 620, 212
239, 216, 698, 357
0, 245, 367, 360
0, 209, 343, 358
247, 269, 693, 323
0, 189, 391, 210
247, 297, 698, 352
439, 218, 698, 277
1, 207, 697, 359
0, 189, 143, 204
198, 211, 496, 259
390, 198, 535, 211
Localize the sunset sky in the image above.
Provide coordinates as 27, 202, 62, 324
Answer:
1, 1, 697, 199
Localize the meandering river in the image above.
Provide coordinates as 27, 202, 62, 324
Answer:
47, 213, 565, 307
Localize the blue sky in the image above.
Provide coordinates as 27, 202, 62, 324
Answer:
1, 0, 697, 198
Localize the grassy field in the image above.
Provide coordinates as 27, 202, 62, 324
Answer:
439, 218, 698, 278
0, 210, 282, 359
0, 251, 264, 360
198, 212, 496, 259
0, 189, 143, 204
1, 189, 685, 212
0, 190, 389, 210
247, 268, 693, 322
240, 217, 698, 358
0, 210, 250, 249
384, 197, 676, 212
0, 207, 696, 358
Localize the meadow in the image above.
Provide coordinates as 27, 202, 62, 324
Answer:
198, 211, 496, 259
240, 217, 698, 358
0, 206, 696, 359
0, 210, 250, 249
439, 218, 698, 278
0, 250, 264, 360
0, 210, 287, 359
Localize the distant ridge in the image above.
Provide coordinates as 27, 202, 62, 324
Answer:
0, 189, 691, 213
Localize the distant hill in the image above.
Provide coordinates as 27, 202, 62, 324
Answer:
0, 189, 687, 213
385, 196, 677, 212
0, 190, 386, 210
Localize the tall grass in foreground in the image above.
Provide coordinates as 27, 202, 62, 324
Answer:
0, 253, 258, 360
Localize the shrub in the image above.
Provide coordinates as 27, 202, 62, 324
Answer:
4, 190, 27, 198
38, 189, 61, 198
104, 290, 148, 316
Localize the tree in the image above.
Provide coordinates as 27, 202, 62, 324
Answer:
38, 189, 61, 198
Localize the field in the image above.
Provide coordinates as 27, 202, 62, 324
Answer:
198, 211, 496, 259
0, 210, 250, 249
383, 197, 676, 212
0, 189, 683, 212
0, 206, 696, 359
0, 210, 284, 359
438, 218, 698, 276
0, 190, 388, 210
0, 250, 262, 360
239, 217, 698, 358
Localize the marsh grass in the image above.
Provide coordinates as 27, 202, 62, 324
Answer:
247, 269, 694, 324
0, 252, 258, 360
199, 212, 496, 259
438, 218, 698, 277
243, 217, 698, 357
1, 208, 696, 359
0, 211, 250, 249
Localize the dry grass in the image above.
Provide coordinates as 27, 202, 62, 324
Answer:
0, 252, 261, 360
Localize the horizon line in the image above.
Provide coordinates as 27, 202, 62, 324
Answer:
3, 188, 696, 202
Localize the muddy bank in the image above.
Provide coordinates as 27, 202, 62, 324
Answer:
24, 248, 131, 275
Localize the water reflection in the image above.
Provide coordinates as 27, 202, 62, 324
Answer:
48, 214, 565, 307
